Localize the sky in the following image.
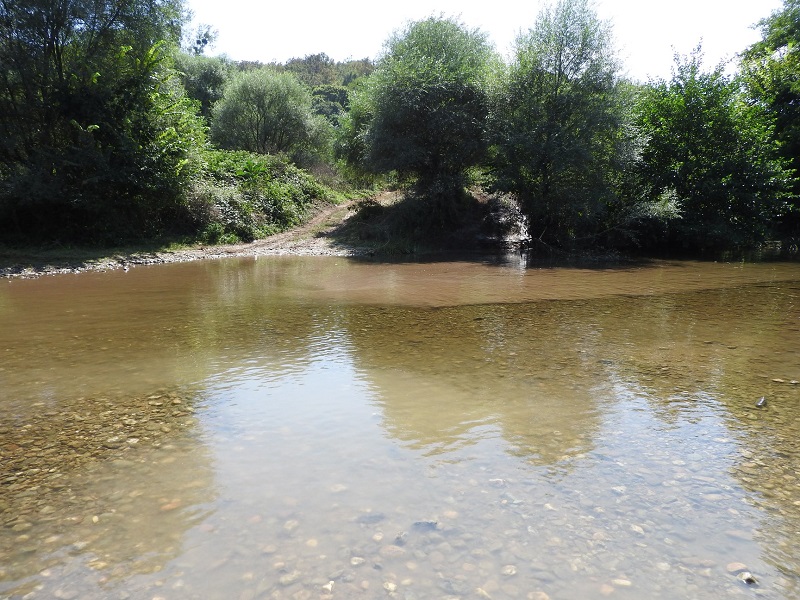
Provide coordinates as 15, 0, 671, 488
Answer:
184, 0, 784, 82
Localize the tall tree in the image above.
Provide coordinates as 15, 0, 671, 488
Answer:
0, 0, 205, 243
341, 16, 497, 227
174, 52, 233, 120
491, 0, 650, 246
741, 0, 800, 240
636, 49, 792, 249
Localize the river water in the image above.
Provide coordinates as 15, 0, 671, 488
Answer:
1, 255, 799, 600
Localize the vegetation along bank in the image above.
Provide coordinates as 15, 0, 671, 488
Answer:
1, 0, 799, 261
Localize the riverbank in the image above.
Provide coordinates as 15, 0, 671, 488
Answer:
0, 196, 376, 279
0, 189, 532, 279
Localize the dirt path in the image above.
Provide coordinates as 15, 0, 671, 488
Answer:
1, 194, 394, 279
170, 196, 369, 259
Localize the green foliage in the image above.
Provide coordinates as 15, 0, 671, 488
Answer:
635, 48, 793, 249
741, 0, 800, 239
210, 68, 332, 163
339, 59, 375, 88
0, 0, 208, 244
312, 85, 349, 123
188, 150, 333, 242
284, 53, 338, 87
491, 0, 649, 246
173, 52, 234, 119
279, 54, 374, 88
340, 16, 497, 231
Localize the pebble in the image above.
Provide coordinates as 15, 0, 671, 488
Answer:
2, 315, 800, 600
283, 519, 300, 531
278, 570, 301, 586
737, 571, 757, 585
501, 565, 517, 576
379, 545, 407, 558
159, 499, 181, 511
383, 581, 397, 592
726, 562, 748, 574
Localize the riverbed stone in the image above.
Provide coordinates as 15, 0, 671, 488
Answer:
737, 571, 757, 584
380, 544, 407, 558
726, 562, 748, 574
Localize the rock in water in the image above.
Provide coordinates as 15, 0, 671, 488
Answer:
737, 571, 757, 585
756, 397, 767, 408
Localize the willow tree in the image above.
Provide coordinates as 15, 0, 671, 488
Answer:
210, 69, 331, 163
342, 16, 497, 228
492, 0, 654, 246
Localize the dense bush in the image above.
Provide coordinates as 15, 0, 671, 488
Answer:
210, 69, 332, 164
1, 0, 797, 253
634, 50, 793, 250
741, 0, 800, 243
173, 53, 234, 120
490, 0, 681, 248
0, 0, 208, 245
187, 150, 334, 243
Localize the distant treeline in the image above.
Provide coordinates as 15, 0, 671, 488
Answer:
0, 0, 798, 253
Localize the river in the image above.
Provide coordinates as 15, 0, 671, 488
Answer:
1, 255, 799, 599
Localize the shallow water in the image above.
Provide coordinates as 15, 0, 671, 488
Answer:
1, 255, 799, 599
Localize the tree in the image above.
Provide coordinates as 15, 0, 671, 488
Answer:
635, 48, 793, 249
210, 68, 331, 162
0, 0, 206, 243
491, 0, 650, 246
741, 0, 800, 240
174, 52, 233, 120
338, 58, 375, 87
184, 23, 218, 56
311, 84, 349, 123
284, 53, 337, 87
343, 16, 497, 224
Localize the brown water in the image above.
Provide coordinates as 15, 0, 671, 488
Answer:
1, 255, 799, 600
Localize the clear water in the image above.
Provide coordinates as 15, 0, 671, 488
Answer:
1, 256, 799, 599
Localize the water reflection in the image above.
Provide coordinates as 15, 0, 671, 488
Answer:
1, 257, 799, 599
342, 304, 603, 465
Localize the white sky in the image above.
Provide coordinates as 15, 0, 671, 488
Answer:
184, 0, 783, 82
